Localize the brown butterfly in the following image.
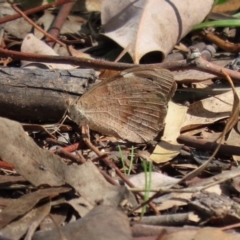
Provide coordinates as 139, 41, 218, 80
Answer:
67, 66, 176, 143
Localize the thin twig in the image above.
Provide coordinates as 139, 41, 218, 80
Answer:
132, 167, 240, 212
0, 0, 74, 25
11, 4, 66, 48
177, 135, 240, 155
81, 127, 160, 215
46, 1, 75, 47
1, 47, 240, 81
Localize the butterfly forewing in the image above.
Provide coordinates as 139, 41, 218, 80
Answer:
69, 66, 175, 143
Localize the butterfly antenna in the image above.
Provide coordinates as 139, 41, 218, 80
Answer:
49, 68, 73, 135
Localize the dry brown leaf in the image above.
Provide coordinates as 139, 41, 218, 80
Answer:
193, 228, 240, 240
0, 175, 27, 185
128, 172, 194, 213
201, 130, 222, 142
174, 58, 232, 83
23, 202, 51, 240
160, 227, 240, 240
0, 117, 137, 208
101, 0, 214, 63
134, 212, 197, 225
0, 202, 51, 240
14, 0, 101, 12
156, 192, 192, 211
12, 0, 45, 11
220, 70, 240, 137
69, 0, 102, 12
174, 43, 189, 52
32, 205, 132, 240
175, 70, 239, 185
129, 172, 179, 196
34, 12, 87, 39
150, 102, 187, 163
150, 142, 182, 164
181, 89, 240, 131
39, 208, 68, 231
0, 117, 65, 186
226, 122, 240, 161
173, 70, 216, 83
161, 229, 197, 240
80, 0, 102, 11
212, 0, 240, 13
0, 4, 32, 39
21, 34, 75, 69
155, 177, 222, 212
99, 69, 120, 80
68, 198, 93, 217
0, 187, 70, 229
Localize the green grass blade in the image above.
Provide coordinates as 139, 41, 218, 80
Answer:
141, 161, 148, 217
147, 161, 153, 200
118, 145, 126, 175
233, 12, 240, 18
127, 146, 134, 175
193, 19, 240, 30
140, 160, 153, 219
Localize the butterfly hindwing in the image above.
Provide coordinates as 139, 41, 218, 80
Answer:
69, 66, 175, 142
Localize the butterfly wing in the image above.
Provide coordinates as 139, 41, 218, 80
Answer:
69, 66, 175, 143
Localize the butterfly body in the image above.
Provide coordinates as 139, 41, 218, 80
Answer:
68, 66, 176, 143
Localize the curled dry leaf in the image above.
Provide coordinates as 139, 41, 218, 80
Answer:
101, 0, 214, 63
21, 34, 75, 69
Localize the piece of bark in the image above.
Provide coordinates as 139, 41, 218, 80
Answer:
0, 67, 96, 122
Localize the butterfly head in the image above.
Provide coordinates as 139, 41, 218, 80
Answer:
67, 98, 89, 126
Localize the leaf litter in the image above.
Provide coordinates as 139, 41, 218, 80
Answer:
1, 0, 240, 239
